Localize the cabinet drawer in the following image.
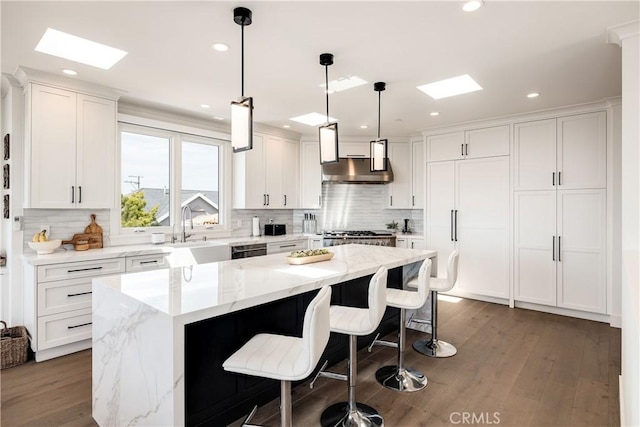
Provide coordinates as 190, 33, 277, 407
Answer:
267, 240, 307, 255
125, 253, 170, 272
37, 308, 92, 350
38, 277, 93, 316
37, 258, 125, 283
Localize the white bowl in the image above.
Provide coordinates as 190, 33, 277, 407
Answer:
28, 239, 62, 254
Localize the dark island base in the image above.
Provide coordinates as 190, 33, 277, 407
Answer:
185, 267, 404, 427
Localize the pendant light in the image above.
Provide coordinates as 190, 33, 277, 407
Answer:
231, 7, 253, 153
319, 53, 339, 165
370, 82, 388, 172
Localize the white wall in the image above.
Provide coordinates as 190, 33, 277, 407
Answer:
608, 20, 640, 427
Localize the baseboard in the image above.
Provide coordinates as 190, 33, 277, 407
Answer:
442, 289, 509, 306
609, 314, 622, 328
34, 339, 91, 362
514, 301, 610, 323
619, 375, 624, 427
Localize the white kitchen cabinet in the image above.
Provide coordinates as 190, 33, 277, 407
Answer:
388, 142, 412, 208
266, 239, 307, 255
409, 236, 426, 249
125, 253, 170, 272
411, 139, 424, 208
513, 112, 606, 191
395, 237, 409, 248
514, 189, 606, 314
234, 133, 300, 209
25, 83, 116, 208
308, 236, 324, 249
300, 141, 323, 209
426, 157, 510, 299
426, 125, 509, 162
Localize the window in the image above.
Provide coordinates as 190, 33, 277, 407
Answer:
118, 123, 226, 236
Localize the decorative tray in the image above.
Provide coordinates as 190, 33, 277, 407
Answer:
287, 252, 334, 265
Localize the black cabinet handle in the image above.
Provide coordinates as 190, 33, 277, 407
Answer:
466, 144, 469, 156
78, 186, 82, 203
263, 194, 266, 206
454, 210, 458, 242
450, 210, 454, 241
558, 171, 562, 186
552, 236, 555, 261
284, 195, 287, 206
412, 195, 415, 206
278, 244, 297, 248
390, 195, 393, 206
139, 260, 158, 265
67, 266, 103, 273
71, 186, 75, 203
558, 236, 562, 262
68, 322, 92, 329
67, 291, 92, 297
552, 172, 555, 186
461, 144, 464, 156
266, 194, 270, 206
318, 195, 321, 206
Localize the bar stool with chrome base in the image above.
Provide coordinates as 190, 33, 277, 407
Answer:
411, 250, 459, 358
223, 286, 332, 427
369, 258, 432, 392
311, 266, 388, 427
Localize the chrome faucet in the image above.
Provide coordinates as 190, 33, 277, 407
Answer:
181, 206, 194, 243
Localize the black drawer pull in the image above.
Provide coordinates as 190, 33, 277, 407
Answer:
67, 291, 92, 297
139, 260, 159, 265
279, 244, 297, 248
67, 266, 103, 273
67, 322, 92, 329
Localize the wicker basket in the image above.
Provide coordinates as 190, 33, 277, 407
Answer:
0, 320, 28, 369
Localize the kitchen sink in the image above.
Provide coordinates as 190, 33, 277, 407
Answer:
166, 241, 230, 266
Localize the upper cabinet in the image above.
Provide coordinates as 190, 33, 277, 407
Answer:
387, 142, 412, 208
426, 125, 509, 162
411, 139, 424, 209
24, 83, 117, 209
514, 111, 606, 191
233, 133, 300, 209
300, 141, 322, 209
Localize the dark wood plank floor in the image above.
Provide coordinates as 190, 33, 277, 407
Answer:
1, 298, 621, 427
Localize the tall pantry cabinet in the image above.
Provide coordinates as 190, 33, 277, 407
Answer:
513, 112, 607, 314
426, 125, 510, 299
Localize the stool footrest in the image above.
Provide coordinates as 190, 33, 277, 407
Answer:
241, 405, 261, 427
310, 360, 347, 389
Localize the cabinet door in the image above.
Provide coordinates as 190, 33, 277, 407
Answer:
426, 132, 464, 162
410, 238, 426, 249
556, 190, 606, 313
514, 191, 557, 306
556, 112, 606, 190
465, 125, 509, 159
388, 143, 412, 209
455, 157, 510, 298
300, 141, 322, 209
411, 140, 424, 208
264, 136, 284, 208
513, 119, 556, 191
426, 162, 456, 277
233, 134, 265, 208
76, 94, 116, 209
340, 142, 369, 158
281, 139, 299, 208
395, 238, 408, 248
29, 84, 77, 208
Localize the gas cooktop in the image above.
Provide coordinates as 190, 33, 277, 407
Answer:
323, 230, 394, 237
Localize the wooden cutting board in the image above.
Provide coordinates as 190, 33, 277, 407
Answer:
62, 233, 103, 249
85, 214, 103, 234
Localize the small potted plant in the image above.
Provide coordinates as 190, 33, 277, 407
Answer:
385, 220, 399, 232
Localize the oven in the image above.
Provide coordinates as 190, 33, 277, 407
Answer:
322, 231, 396, 247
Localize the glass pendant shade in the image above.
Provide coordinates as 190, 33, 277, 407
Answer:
319, 122, 339, 165
370, 138, 388, 172
231, 97, 253, 152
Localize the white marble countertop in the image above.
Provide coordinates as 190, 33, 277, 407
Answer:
23, 234, 320, 266
93, 244, 435, 325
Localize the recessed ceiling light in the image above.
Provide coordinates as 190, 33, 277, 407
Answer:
61, 69, 77, 75
417, 74, 483, 99
527, 92, 540, 98
212, 42, 229, 52
360, 125, 368, 129
35, 28, 127, 70
200, 104, 211, 109
282, 125, 291, 128
290, 112, 338, 126
213, 116, 225, 121
430, 112, 440, 116
321, 75, 367, 93
462, 0, 484, 12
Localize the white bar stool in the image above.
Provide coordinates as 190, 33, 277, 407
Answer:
411, 250, 459, 358
223, 286, 332, 427
312, 266, 388, 427
370, 258, 431, 392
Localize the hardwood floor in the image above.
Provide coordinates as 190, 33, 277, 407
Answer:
1, 298, 621, 427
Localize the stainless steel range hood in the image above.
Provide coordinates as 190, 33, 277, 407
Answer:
321, 157, 394, 184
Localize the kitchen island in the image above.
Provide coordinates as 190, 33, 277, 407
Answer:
92, 244, 436, 426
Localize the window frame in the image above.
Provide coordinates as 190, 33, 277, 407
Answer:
110, 116, 232, 245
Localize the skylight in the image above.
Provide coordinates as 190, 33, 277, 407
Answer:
417, 74, 483, 99
35, 28, 128, 70
321, 75, 367, 93
290, 112, 338, 126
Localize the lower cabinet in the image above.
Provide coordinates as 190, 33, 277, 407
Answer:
395, 236, 425, 249
266, 239, 307, 255
25, 258, 126, 361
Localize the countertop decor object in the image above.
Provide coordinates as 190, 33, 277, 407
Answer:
287, 251, 334, 265
27, 239, 62, 254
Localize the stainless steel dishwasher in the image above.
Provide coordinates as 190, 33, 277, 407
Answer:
230, 243, 267, 259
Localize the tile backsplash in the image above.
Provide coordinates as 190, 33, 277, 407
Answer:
23, 209, 110, 252
231, 209, 295, 237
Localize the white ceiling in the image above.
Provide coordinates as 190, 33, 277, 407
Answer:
1, 1, 638, 138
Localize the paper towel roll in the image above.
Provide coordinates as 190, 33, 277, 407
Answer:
252, 216, 260, 236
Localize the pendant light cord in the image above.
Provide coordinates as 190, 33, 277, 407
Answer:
377, 90, 381, 139
325, 65, 329, 122
241, 22, 245, 97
